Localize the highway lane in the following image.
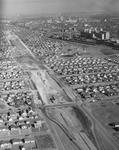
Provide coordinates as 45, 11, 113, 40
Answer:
43, 106, 100, 150
42, 99, 104, 150
9, 32, 81, 150
10, 32, 74, 106
12, 32, 36, 59
42, 108, 82, 150
9, 31, 119, 150
43, 102, 76, 109
14, 37, 94, 150
44, 65, 119, 150
43, 67, 103, 150
79, 103, 106, 150
30, 68, 85, 149
41, 108, 70, 150
8, 37, 66, 150
43, 54, 105, 149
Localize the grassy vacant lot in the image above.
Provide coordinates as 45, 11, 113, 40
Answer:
88, 101, 119, 142
89, 101, 119, 125
101, 48, 119, 55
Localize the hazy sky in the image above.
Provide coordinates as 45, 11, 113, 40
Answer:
1, 0, 119, 16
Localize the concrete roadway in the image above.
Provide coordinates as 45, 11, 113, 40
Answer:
12, 32, 36, 59
45, 65, 119, 150
30, 71, 81, 150
39, 38, 105, 149
9, 31, 119, 150
43, 68, 104, 149
41, 108, 67, 150
8, 33, 67, 150
42, 108, 82, 150
13, 35, 86, 150
42, 102, 102, 150
43, 102, 76, 109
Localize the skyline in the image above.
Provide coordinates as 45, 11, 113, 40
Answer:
1, 0, 119, 16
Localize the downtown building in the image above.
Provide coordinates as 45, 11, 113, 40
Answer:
81, 28, 110, 40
